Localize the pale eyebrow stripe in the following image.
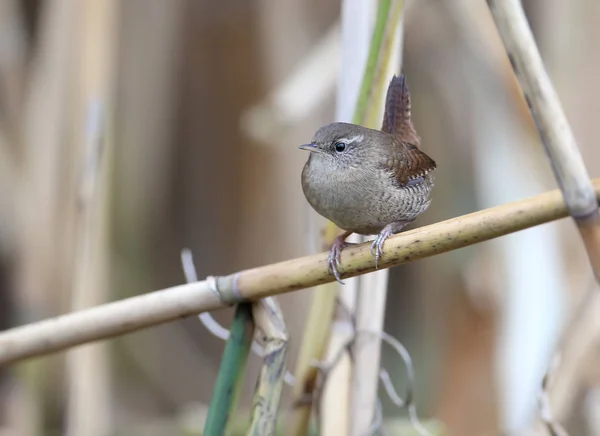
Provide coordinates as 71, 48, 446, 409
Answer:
340, 134, 364, 144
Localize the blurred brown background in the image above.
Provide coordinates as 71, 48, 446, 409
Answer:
0, 0, 599, 435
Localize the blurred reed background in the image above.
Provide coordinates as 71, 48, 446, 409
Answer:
0, 0, 599, 435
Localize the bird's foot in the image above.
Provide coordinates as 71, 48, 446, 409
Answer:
327, 231, 354, 285
370, 220, 413, 269
370, 228, 392, 269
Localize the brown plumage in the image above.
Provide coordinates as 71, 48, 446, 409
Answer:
382, 74, 417, 140
299, 74, 436, 283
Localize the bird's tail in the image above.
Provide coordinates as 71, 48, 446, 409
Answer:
381, 74, 420, 144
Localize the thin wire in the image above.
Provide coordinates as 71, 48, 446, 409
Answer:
311, 328, 432, 436
335, 296, 430, 434
377, 330, 415, 407
181, 249, 236, 341
379, 367, 406, 408
376, 329, 431, 436
180, 248, 296, 386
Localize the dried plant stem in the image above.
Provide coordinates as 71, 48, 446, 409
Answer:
0, 181, 598, 366
320, 320, 354, 435
316, 0, 382, 431
288, 281, 336, 435
350, 1, 405, 434
488, 0, 600, 433
487, 0, 600, 280
291, 1, 393, 433
13, 2, 76, 434
65, 1, 118, 436
542, 279, 600, 422
248, 298, 288, 435
321, 0, 394, 433
204, 303, 254, 435
289, 227, 338, 436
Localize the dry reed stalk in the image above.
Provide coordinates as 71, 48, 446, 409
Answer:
320, 320, 354, 436
318, 300, 354, 436
248, 297, 288, 435
532, 243, 600, 431
289, 226, 339, 436
291, 0, 381, 432
488, 1, 600, 432
487, 0, 600, 279
350, 1, 405, 434
64, 2, 118, 436
321, 1, 407, 433
13, 1, 77, 434
0, 181, 598, 367
442, 1, 567, 431
288, 286, 336, 435
316, 0, 375, 433
539, 280, 600, 424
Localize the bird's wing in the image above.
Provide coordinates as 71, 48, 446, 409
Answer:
384, 142, 437, 187
381, 74, 419, 144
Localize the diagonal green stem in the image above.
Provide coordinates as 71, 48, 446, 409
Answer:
203, 303, 255, 436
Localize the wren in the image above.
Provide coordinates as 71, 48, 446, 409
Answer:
299, 74, 437, 283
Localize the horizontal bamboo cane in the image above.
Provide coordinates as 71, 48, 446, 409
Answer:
0, 179, 599, 366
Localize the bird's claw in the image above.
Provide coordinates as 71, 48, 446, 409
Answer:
371, 229, 391, 269
327, 249, 342, 284
327, 236, 354, 285
327, 245, 345, 284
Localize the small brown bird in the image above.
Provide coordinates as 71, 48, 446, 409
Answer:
299, 74, 436, 283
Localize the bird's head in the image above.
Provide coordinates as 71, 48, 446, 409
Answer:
299, 122, 385, 169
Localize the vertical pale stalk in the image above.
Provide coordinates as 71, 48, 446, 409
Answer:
319, 0, 406, 433
291, 1, 374, 433
13, 1, 76, 434
350, 1, 404, 434
248, 298, 288, 435
204, 303, 255, 435
289, 275, 337, 436
320, 321, 354, 436
351, 270, 390, 434
319, 0, 376, 433
65, 2, 118, 436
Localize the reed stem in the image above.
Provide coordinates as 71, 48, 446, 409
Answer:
0, 181, 598, 366
203, 303, 254, 436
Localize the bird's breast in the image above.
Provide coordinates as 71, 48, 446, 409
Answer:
301, 158, 434, 235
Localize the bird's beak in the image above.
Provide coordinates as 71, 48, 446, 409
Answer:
298, 143, 320, 153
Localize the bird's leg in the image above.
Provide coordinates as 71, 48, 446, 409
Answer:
370, 220, 413, 269
327, 230, 355, 284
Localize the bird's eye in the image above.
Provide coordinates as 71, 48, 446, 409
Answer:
334, 142, 346, 152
